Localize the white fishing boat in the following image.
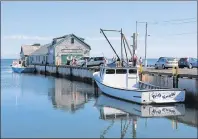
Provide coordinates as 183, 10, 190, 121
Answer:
93, 66, 185, 104
11, 60, 35, 73
95, 95, 185, 118
93, 29, 185, 104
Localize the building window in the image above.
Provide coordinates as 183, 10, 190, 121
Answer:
71, 38, 74, 44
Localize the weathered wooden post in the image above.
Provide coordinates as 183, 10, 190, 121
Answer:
172, 66, 178, 88
70, 66, 73, 80
34, 64, 37, 73
56, 65, 59, 77
45, 63, 47, 75
139, 65, 143, 81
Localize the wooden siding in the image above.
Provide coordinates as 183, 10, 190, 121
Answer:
29, 55, 47, 65
48, 35, 90, 65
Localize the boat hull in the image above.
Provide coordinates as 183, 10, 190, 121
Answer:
12, 66, 35, 73
93, 72, 185, 104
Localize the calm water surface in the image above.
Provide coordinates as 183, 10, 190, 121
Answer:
1, 59, 197, 138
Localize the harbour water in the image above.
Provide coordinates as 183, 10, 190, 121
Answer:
1, 59, 197, 138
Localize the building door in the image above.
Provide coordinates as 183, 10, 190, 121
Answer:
61, 55, 68, 65
61, 54, 83, 65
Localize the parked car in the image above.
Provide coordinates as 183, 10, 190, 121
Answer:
86, 56, 106, 67
155, 57, 178, 69
178, 57, 198, 69
76, 56, 90, 67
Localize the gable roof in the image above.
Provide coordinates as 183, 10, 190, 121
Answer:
30, 43, 51, 56
21, 45, 41, 56
52, 34, 91, 50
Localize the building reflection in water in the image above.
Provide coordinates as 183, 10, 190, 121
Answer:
48, 78, 97, 113
95, 94, 197, 138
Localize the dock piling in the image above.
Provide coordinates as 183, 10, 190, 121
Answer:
172, 66, 179, 88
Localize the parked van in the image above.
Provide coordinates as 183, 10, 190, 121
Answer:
178, 57, 198, 69
86, 57, 107, 67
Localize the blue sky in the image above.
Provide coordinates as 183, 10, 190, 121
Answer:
1, 1, 197, 59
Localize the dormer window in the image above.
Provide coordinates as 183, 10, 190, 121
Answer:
71, 38, 74, 44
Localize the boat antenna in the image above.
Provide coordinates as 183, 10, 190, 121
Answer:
100, 28, 121, 61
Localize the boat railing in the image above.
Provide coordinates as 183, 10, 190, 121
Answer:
100, 64, 138, 70
139, 81, 169, 90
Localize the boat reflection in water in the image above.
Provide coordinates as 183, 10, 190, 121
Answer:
95, 94, 186, 138
95, 95, 185, 118
49, 78, 96, 113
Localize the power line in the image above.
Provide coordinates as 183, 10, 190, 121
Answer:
167, 32, 197, 36
149, 32, 197, 38
146, 17, 197, 25
158, 17, 196, 23
150, 20, 197, 25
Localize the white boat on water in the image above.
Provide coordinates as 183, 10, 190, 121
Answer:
11, 60, 35, 73
93, 66, 185, 104
95, 94, 185, 118
93, 28, 185, 104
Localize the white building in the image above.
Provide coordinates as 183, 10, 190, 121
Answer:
48, 34, 91, 65
20, 43, 41, 66
29, 34, 91, 65
29, 43, 50, 64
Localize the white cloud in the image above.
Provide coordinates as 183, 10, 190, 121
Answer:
2, 35, 54, 41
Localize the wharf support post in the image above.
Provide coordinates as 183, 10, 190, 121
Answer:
138, 65, 143, 81
56, 65, 59, 77
45, 64, 47, 75
172, 66, 179, 88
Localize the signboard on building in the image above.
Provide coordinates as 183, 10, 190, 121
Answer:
61, 49, 83, 54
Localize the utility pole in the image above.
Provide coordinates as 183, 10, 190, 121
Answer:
135, 21, 138, 52
145, 22, 148, 67
121, 28, 124, 66
132, 33, 136, 58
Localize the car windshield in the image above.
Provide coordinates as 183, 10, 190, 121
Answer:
167, 58, 176, 61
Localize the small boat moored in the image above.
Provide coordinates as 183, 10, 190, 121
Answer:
11, 60, 35, 73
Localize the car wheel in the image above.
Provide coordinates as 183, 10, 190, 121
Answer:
162, 64, 165, 69
188, 63, 192, 69
155, 64, 158, 69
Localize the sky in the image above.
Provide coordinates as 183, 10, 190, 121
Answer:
1, 1, 197, 59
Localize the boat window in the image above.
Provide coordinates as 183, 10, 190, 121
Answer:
129, 69, 137, 74
106, 69, 115, 74
116, 69, 127, 74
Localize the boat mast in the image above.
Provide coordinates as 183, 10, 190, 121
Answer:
100, 29, 121, 61
100, 28, 133, 67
